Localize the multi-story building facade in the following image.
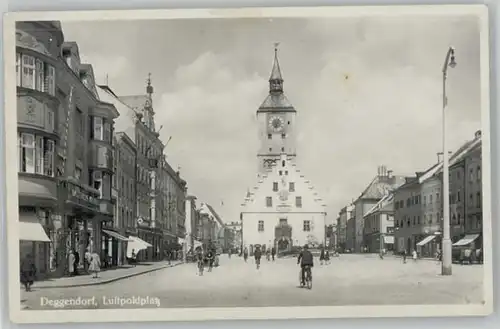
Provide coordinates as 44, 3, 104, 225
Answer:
98, 78, 167, 262
17, 21, 119, 276
109, 132, 137, 266
240, 47, 327, 254
464, 132, 482, 249
353, 166, 405, 253
417, 163, 442, 258
17, 21, 64, 277
393, 176, 423, 253
337, 204, 353, 251
159, 156, 187, 256
363, 193, 395, 253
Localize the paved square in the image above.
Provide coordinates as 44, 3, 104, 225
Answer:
21, 254, 484, 310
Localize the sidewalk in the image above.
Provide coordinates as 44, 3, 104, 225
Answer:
30, 261, 183, 289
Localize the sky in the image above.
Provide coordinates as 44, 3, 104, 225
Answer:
61, 14, 482, 225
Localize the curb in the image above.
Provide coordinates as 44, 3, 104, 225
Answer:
33, 262, 183, 289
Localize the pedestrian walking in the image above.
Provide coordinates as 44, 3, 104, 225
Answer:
206, 248, 215, 272
435, 249, 442, 264
319, 247, 325, 265
402, 249, 407, 264
73, 249, 80, 276
20, 254, 36, 292
412, 249, 418, 262
266, 248, 271, 261
243, 247, 248, 262
89, 252, 101, 278
68, 249, 75, 276
271, 246, 276, 261
84, 249, 91, 273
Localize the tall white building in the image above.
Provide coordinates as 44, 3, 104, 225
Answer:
240, 46, 327, 254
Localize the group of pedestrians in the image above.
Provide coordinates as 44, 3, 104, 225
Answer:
242, 246, 277, 269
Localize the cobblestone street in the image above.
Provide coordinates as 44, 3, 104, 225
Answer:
20, 254, 484, 310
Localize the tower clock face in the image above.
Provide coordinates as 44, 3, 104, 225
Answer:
268, 116, 285, 132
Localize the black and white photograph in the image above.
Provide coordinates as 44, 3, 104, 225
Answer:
3, 5, 492, 323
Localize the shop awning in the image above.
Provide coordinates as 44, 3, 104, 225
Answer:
383, 236, 394, 244
453, 234, 480, 247
19, 213, 51, 242
103, 229, 131, 242
127, 236, 153, 258
19, 221, 51, 242
417, 235, 436, 246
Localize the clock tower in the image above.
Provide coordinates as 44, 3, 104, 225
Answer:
257, 44, 297, 173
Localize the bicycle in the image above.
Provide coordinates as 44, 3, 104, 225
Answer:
299, 265, 312, 289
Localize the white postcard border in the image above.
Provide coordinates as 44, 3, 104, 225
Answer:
3, 4, 492, 324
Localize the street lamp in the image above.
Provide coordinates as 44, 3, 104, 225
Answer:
441, 46, 456, 276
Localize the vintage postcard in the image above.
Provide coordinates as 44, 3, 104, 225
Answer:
3, 5, 492, 324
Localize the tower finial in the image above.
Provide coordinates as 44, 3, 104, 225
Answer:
269, 43, 283, 93
146, 72, 153, 95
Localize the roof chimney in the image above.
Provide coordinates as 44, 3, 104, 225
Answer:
475, 130, 482, 139
437, 152, 443, 164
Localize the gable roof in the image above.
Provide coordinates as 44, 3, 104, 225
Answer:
418, 134, 482, 184
364, 192, 395, 218
119, 95, 149, 112
356, 174, 406, 202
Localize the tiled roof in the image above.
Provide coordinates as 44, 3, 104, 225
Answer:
16, 30, 51, 57
270, 49, 283, 81
364, 193, 394, 218
204, 203, 225, 227
359, 175, 406, 200
118, 95, 148, 111
418, 135, 482, 184
258, 93, 295, 111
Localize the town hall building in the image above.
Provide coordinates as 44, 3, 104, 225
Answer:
240, 46, 327, 255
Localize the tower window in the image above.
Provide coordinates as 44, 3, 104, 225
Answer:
281, 133, 286, 139
289, 182, 295, 192
296, 196, 302, 208
266, 197, 273, 207
282, 160, 285, 167
258, 220, 264, 232
303, 220, 311, 232
279, 171, 283, 176
273, 182, 278, 192
281, 147, 285, 152
268, 134, 272, 139
287, 121, 290, 125
269, 147, 272, 152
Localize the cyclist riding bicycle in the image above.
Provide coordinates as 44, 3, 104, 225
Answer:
297, 244, 314, 286
206, 248, 215, 272
254, 246, 262, 269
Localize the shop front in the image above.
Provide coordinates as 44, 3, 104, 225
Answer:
18, 176, 58, 279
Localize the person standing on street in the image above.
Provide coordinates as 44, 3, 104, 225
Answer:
319, 247, 325, 265
412, 249, 418, 262
20, 254, 36, 292
73, 249, 80, 276
89, 251, 101, 278
243, 247, 249, 262
325, 249, 330, 264
402, 249, 407, 264
68, 249, 75, 276
271, 246, 276, 261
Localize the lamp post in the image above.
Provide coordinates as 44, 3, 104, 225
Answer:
441, 46, 457, 276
